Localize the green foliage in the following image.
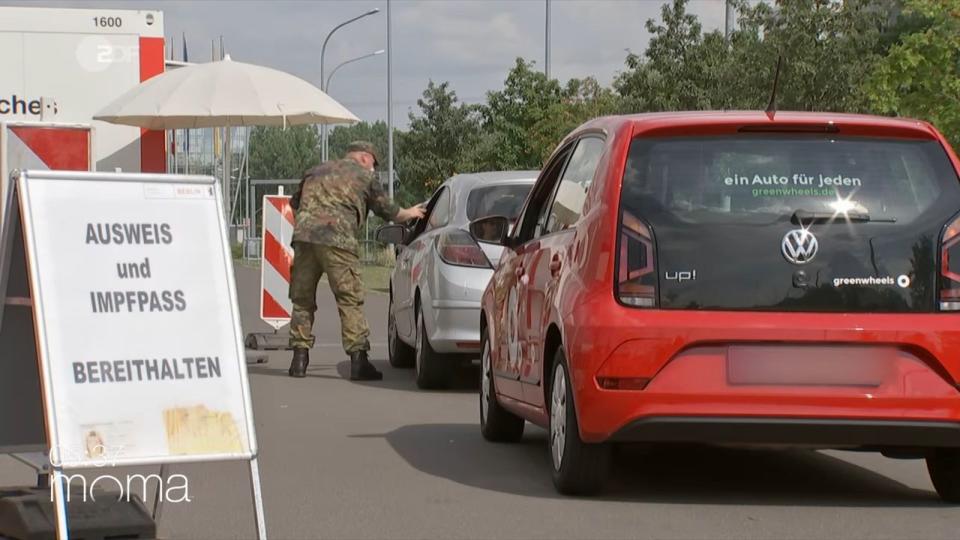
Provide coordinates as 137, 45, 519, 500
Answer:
479, 59, 567, 169
615, 0, 731, 111
867, 0, 960, 148
733, 0, 889, 112
528, 77, 624, 164
248, 0, 959, 204
328, 121, 390, 167
248, 125, 321, 179
615, 0, 891, 113
397, 81, 486, 200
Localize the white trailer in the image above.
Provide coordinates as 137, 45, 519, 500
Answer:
0, 6, 167, 177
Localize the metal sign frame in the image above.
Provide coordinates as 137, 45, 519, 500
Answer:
0, 169, 16, 333
0, 167, 47, 455
11, 169, 267, 539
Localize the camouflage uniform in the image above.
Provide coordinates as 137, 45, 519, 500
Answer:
288, 157, 399, 353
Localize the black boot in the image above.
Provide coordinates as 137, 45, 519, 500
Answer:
288, 348, 309, 378
350, 351, 382, 381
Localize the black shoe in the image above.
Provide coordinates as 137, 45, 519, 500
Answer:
350, 351, 382, 381
289, 348, 309, 378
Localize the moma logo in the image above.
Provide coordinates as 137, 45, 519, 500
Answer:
0, 95, 57, 118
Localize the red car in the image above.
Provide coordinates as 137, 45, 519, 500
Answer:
471, 111, 960, 499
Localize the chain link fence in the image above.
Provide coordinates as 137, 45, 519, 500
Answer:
241, 179, 395, 267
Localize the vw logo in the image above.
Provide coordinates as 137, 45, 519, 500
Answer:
781, 229, 819, 265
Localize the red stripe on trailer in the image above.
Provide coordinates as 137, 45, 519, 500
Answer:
10, 126, 90, 170
139, 36, 167, 173
262, 289, 290, 319
267, 196, 295, 227
263, 230, 292, 282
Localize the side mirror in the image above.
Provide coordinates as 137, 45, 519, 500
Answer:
375, 224, 410, 245
469, 215, 511, 246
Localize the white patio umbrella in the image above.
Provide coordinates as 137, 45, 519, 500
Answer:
94, 54, 359, 222
95, 54, 358, 128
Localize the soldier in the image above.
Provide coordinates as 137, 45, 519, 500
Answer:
287, 141, 425, 380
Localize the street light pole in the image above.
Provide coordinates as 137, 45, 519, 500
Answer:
545, 0, 551, 79
725, 0, 735, 39
320, 7, 380, 162
323, 49, 384, 161
387, 0, 394, 201
325, 50, 385, 95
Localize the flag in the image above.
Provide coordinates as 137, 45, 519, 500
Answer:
182, 32, 188, 62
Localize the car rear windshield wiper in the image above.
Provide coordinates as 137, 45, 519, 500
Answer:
790, 209, 896, 225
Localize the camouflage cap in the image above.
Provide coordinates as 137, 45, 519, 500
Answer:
345, 141, 380, 166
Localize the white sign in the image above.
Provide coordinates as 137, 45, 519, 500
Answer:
17, 170, 257, 468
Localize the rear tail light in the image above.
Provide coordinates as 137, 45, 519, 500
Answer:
617, 211, 657, 307
596, 377, 650, 390
940, 216, 960, 310
437, 230, 491, 268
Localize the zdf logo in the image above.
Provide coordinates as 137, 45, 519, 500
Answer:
75, 36, 139, 73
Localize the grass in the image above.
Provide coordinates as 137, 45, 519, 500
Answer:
356, 264, 394, 294
316, 264, 393, 294
237, 258, 394, 294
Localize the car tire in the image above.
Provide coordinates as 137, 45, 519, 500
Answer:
549, 348, 611, 495
927, 449, 960, 503
479, 325, 524, 442
387, 295, 414, 368
415, 306, 449, 389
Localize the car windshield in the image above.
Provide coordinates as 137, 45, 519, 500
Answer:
466, 184, 532, 221
622, 136, 955, 225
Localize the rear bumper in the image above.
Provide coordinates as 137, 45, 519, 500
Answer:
424, 262, 491, 355
566, 297, 960, 444
426, 301, 482, 354
610, 416, 960, 448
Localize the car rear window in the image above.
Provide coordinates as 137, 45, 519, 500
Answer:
622, 136, 959, 225
466, 184, 533, 221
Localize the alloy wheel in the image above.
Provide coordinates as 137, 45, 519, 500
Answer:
415, 311, 423, 376
388, 307, 397, 352
481, 338, 491, 422
550, 366, 567, 471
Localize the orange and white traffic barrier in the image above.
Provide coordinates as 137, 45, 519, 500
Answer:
259, 195, 294, 329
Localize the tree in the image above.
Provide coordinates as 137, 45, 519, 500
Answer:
396, 81, 485, 202
529, 77, 623, 163
328, 121, 390, 166
248, 125, 320, 179
615, 0, 893, 113
731, 0, 890, 112
480, 59, 566, 169
867, 0, 960, 148
615, 0, 734, 111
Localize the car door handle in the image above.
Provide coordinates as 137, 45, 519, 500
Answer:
550, 256, 562, 275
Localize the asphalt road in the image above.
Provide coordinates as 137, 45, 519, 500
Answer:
2, 263, 959, 539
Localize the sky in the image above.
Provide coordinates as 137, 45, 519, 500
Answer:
1, 0, 734, 127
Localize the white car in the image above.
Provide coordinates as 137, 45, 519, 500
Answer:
376, 171, 536, 388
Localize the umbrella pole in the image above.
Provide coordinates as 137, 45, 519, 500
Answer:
224, 125, 232, 236
173, 130, 179, 173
